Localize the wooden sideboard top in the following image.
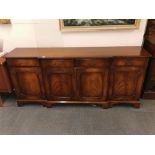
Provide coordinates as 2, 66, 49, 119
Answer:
4, 47, 150, 58
0, 57, 6, 65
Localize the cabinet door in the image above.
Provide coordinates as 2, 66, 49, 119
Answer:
44, 68, 75, 100
10, 67, 45, 100
76, 68, 109, 101
109, 66, 144, 100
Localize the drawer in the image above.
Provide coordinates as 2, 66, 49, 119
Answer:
113, 57, 146, 67
41, 59, 74, 68
75, 59, 110, 67
7, 59, 39, 67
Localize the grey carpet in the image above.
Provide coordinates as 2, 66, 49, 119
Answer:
0, 93, 155, 135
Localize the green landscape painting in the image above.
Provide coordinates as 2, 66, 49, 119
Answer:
60, 19, 140, 31
63, 19, 136, 26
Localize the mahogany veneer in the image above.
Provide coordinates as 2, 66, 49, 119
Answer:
5, 47, 150, 108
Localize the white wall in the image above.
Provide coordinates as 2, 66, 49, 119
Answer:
0, 19, 147, 55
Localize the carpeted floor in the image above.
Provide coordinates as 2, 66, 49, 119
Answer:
0, 93, 155, 135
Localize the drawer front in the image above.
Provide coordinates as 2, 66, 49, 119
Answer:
7, 59, 39, 67
41, 59, 74, 68
113, 57, 146, 67
75, 59, 110, 67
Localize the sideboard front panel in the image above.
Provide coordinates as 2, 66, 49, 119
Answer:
76, 68, 109, 101
109, 66, 144, 101
43, 67, 75, 101
10, 67, 45, 100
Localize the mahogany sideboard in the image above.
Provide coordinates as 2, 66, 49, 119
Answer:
5, 47, 150, 108
0, 57, 12, 106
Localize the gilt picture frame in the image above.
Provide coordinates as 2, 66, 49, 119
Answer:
59, 19, 141, 32
0, 19, 11, 24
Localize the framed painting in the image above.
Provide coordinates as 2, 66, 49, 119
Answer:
59, 19, 141, 32
0, 19, 11, 24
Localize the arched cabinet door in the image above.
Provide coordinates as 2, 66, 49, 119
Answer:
10, 67, 45, 100
76, 68, 109, 101
43, 68, 75, 101
109, 66, 144, 101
